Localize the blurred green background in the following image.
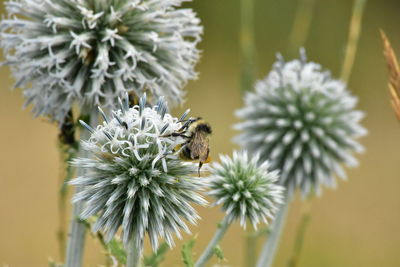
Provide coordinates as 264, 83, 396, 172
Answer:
1, 0, 400, 266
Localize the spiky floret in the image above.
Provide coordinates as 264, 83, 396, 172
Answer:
235, 49, 367, 197
70, 94, 206, 250
207, 150, 284, 229
0, 0, 202, 123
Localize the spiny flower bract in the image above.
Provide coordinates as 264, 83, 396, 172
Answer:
0, 0, 202, 123
235, 49, 367, 197
70, 94, 206, 250
207, 150, 284, 229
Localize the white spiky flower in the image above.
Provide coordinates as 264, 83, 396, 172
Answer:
235, 49, 367, 197
0, 0, 202, 123
207, 150, 284, 229
70, 94, 206, 250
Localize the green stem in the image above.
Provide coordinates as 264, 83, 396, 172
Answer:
288, 0, 316, 51
240, 0, 257, 262
240, 0, 256, 93
57, 149, 67, 260
65, 113, 97, 267
127, 237, 142, 267
245, 225, 257, 267
256, 195, 291, 267
57, 110, 77, 261
287, 201, 312, 267
340, 0, 368, 82
194, 216, 231, 267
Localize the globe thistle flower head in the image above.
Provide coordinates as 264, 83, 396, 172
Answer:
70, 94, 207, 250
207, 150, 284, 229
235, 49, 367, 197
0, 0, 202, 123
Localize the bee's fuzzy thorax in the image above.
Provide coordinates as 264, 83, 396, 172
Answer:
170, 118, 212, 176
194, 121, 212, 134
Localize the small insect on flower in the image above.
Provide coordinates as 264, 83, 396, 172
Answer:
70, 93, 207, 250
161, 117, 212, 176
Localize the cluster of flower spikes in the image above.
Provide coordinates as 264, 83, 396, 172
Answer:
70, 94, 207, 250
207, 150, 284, 229
235, 49, 367, 197
0, 0, 202, 123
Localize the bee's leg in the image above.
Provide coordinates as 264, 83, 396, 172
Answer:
163, 142, 188, 158
198, 161, 203, 177
178, 118, 195, 131
159, 133, 173, 138
178, 117, 201, 131
173, 133, 191, 138
160, 132, 191, 138
172, 141, 190, 154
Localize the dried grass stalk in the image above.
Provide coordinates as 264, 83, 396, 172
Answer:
381, 30, 400, 120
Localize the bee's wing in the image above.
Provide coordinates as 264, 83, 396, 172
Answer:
190, 132, 209, 161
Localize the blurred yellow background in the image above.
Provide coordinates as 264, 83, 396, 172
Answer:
1, 0, 400, 266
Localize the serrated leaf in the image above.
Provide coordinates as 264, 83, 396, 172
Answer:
143, 242, 169, 267
108, 239, 127, 265
82, 219, 127, 266
213, 245, 225, 261
182, 237, 197, 267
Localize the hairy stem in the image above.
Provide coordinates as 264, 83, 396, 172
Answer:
288, 0, 316, 52
240, 0, 256, 93
127, 237, 141, 267
256, 195, 291, 267
195, 216, 231, 267
287, 200, 312, 267
340, 0, 368, 82
65, 113, 97, 267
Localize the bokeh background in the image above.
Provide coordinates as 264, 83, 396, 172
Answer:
1, 0, 400, 266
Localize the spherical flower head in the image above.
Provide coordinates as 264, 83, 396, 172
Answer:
235, 49, 367, 197
0, 0, 202, 123
70, 94, 206, 250
207, 150, 284, 229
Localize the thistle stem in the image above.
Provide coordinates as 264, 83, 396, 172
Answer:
65, 113, 97, 267
287, 200, 312, 267
245, 224, 257, 267
57, 110, 77, 261
194, 216, 231, 267
57, 149, 68, 260
340, 0, 368, 82
240, 0, 256, 93
288, 0, 316, 52
256, 195, 291, 267
240, 0, 257, 261
127, 237, 141, 267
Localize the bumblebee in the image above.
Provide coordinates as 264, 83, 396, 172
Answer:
163, 117, 212, 176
